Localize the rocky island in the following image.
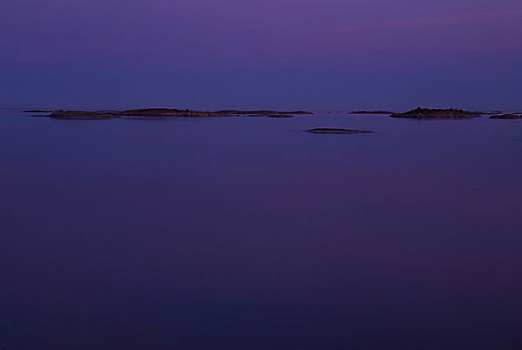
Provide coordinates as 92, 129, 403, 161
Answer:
49, 111, 120, 120
267, 114, 295, 118
306, 128, 375, 134
46, 108, 313, 120
391, 108, 480, 119
490, 114, 522, 119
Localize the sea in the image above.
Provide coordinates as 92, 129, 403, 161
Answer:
1, 108, 522, 349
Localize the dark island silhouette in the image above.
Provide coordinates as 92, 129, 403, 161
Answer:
267, 114, 295, 118
390, 108, 480, 119
45, 108, 313, 120
31, 107, 522, 122
490, 113, 522, 119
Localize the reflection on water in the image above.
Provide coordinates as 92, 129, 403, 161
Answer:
1, 110, 522, 349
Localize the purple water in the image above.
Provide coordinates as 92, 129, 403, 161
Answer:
1, 109, 522, 349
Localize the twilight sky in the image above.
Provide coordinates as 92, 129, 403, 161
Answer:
1, 0, 521, 110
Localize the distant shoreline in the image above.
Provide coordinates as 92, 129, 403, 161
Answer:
36, 108, 313, 120
28, 107, 522, 120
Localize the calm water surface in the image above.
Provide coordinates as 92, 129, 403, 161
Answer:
1, 109, 522, 349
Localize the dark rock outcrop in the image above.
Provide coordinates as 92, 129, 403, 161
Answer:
490, 114, 522, 119
306, 128, 375, 134
267, 114, 295, 118
119, 109, 312, 117
120, 108, 224, 117
49, 111, 120, 120
391, 108, 480, 119
46, 108, 313, 119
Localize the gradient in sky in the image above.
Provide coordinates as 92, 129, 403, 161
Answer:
1, 0, 522, 110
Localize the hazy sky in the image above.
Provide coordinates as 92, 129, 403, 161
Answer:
1, 0, 521, 110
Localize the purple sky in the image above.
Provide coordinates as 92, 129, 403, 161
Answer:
1, 0, 522, 110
